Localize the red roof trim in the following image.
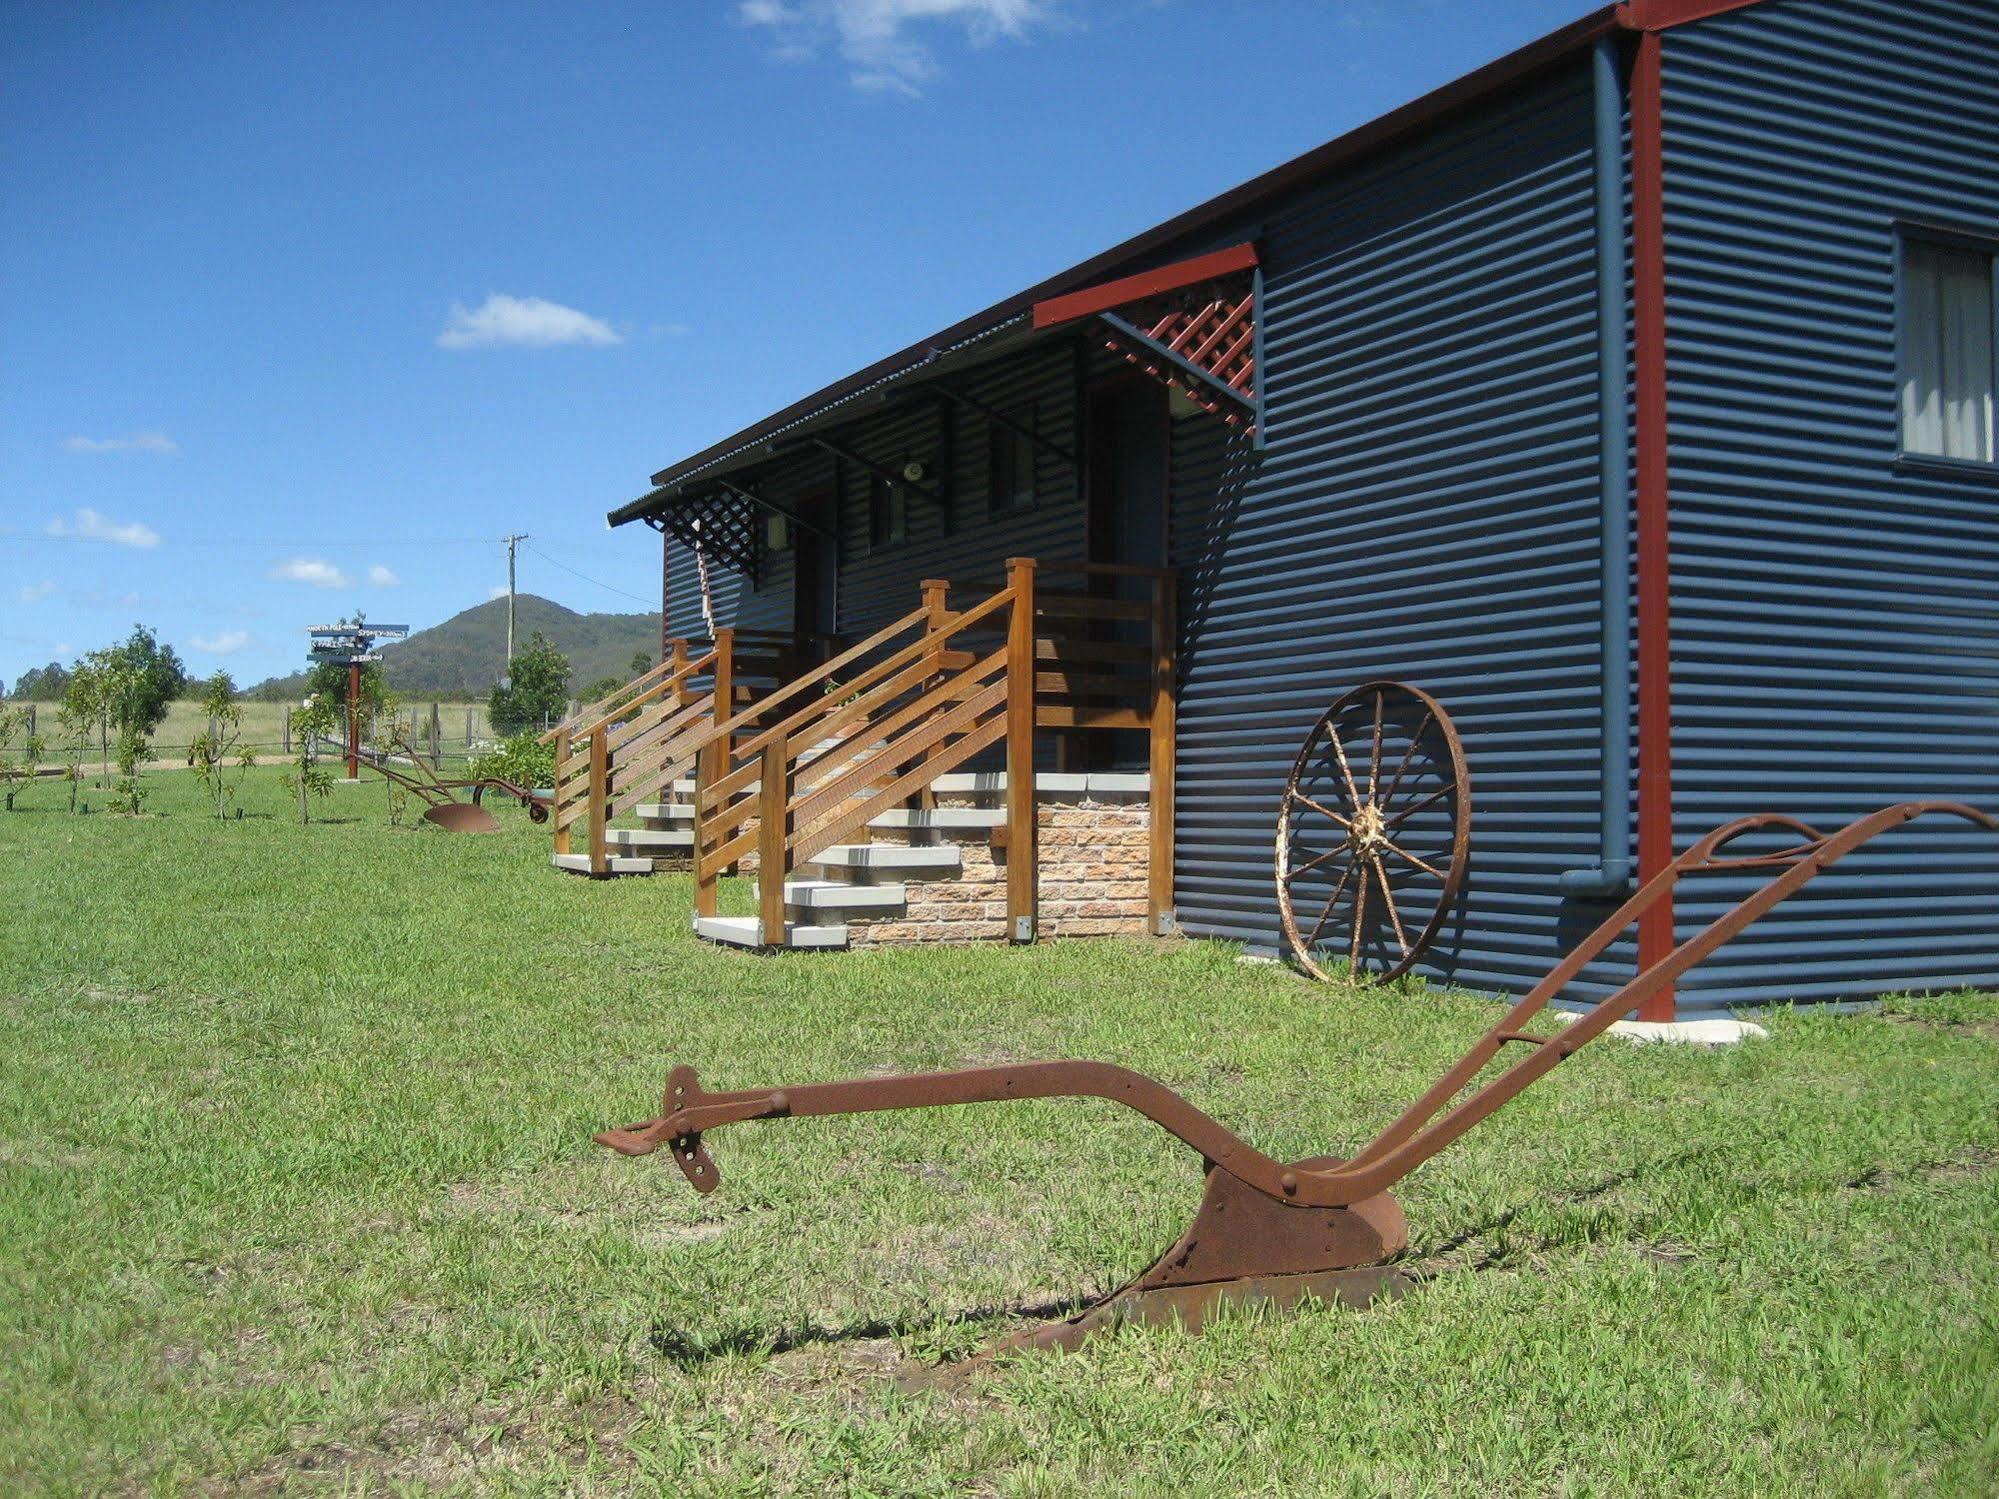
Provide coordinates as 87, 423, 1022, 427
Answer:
1617, 0, 1768, 31
1032, 243, 1260, 330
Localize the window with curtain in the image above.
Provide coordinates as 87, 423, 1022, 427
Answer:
1901, 236, 1997, 464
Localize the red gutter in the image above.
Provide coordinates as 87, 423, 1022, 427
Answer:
1630, 28, 1676, 1021
1033, 243, 1259, 329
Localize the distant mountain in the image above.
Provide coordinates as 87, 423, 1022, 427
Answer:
247, 595, 660, 701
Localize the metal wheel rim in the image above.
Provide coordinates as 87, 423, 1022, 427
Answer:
1275, 680, 1471, 985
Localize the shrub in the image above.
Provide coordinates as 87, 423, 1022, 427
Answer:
471, 732, 555, 791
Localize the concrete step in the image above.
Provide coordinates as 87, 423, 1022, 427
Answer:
781, 879, 908, 911
634, 802, 695, 822
805, 844, 963, 874
927, 771, 1150, 796
694, 914, 849, 950
607, 827, 693, 852
866, 807, 1007, 831
551, 852, 655, 877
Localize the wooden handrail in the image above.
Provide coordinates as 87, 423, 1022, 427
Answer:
541, 645, 717, 746
691, 605, 932, 757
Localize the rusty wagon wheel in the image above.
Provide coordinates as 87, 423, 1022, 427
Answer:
1276, 681, 1471, 985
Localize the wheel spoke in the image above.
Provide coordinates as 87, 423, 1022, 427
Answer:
1373, 710, 1434, 813
1382, 837, 1449, 880
1371, 853, 1410, 955
1290, 792, 1352, 829
1326, 723, 1364, 813
1368, 690, 1384, 801
1385, 784, 1451, 829
1283, 845, 1350, 886
1349, 861, 1370, 972
1306, 862, 1358, 947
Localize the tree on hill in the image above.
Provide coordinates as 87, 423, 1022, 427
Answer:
488, 632, 570, 736
10, 662, 71, 700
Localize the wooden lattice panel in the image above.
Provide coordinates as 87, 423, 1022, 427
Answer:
658, 485, 762, 583
1101, 274, 1257, 429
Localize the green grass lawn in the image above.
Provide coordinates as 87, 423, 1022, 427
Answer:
3, 767, 1996, 1495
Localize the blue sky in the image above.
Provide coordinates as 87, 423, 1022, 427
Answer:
1, 0, 1584, 690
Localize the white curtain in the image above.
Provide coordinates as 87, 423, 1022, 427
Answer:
1903, 240, 1996, 463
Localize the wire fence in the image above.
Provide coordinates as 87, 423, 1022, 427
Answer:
0, 701, 571, 766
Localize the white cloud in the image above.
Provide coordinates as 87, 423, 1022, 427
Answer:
63, 431, 179, 455
437, 293, 622, 350
738, 0, 1052, 95
18, 580, 58, 604
190, 629, 251, 655
488, 585, 510, 600
43, 508, 162, 548
269, 557, 351, 588
367, 564, 400, 586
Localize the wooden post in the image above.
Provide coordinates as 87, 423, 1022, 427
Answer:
1147, 571, 1178, 936
758, 738, 788, 943
694, 739, 721, 917
587, 727, 609, 874
670, 637, 689, 704
552, 730, 572, 855
1005, 557, 1038, 943
917, 579, 950, 810
281, 710, 292, 755
713, 628, 736, 728
428, 702, 441, 764
465, 707, 476, 747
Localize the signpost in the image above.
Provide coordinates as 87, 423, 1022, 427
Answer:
307, 622, 409, 779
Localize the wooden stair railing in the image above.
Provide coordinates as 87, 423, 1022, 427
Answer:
686, 557, 1178, 944
550, 638, 721, 871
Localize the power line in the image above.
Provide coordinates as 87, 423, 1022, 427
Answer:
521, 542, 656, 608
0, 532, 498, 548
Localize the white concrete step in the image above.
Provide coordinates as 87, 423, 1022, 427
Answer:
928, 772, 1151, 795
694, 915, 850, 950
551, 852, 655, 877
634, 802, 695, 822
607, 827, 693, 852
805, 844, 963, 873
866, 807, 1006, 831
781, 879, 908, 911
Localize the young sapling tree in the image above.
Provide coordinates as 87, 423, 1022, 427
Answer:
280, 693, 340, 825
188, 671, 255, 820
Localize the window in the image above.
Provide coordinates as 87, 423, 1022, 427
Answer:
1901, 233, 1997, 464
867, 473, 906, 551
988, 411, 1038, 514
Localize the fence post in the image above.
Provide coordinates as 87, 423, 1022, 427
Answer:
1148, 571, 1178, 937
429, 703, 441, 764
758, 738, 788, 943
587, 727, 609, 875
465, 707, 476, 748
551, 730, 572, 856
1005, 557, 1038, 944
281, 710, 292, 755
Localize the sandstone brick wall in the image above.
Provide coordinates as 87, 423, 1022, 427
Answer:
845, 788, 1151, 946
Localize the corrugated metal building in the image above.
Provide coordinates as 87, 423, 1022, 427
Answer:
610, 0, 1998, 1015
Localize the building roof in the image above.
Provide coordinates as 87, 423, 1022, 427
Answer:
611, 0, 1771, 528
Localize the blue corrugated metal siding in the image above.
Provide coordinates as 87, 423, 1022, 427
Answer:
1169, 67, 1633, 999
1660, 0, 1999, 1006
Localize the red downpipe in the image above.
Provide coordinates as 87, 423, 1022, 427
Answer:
1630, 29, 1676, 1021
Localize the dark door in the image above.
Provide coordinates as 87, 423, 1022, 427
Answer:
791, 498, 839, 658
1083, 378, 1171, 770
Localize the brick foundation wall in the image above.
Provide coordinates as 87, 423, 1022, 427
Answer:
846, 787, 1151, 946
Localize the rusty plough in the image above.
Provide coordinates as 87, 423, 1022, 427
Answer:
599, 802, 1993, 1374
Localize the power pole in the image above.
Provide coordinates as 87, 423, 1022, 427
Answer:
502, 533, 529, 679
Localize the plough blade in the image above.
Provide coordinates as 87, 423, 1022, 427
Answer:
422, 802, 501, 834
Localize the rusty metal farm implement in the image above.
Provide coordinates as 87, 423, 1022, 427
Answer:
599, 801, 1992, 1372
353, 743, 549, 833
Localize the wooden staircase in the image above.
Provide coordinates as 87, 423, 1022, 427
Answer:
683, 558, 1177, 950
543, 630, 820, 877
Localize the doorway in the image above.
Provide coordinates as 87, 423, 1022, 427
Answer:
791, 493, 839, 660
1082, 377, 1171, 770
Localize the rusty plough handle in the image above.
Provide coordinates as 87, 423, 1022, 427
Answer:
600, 802, 1995, 1211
